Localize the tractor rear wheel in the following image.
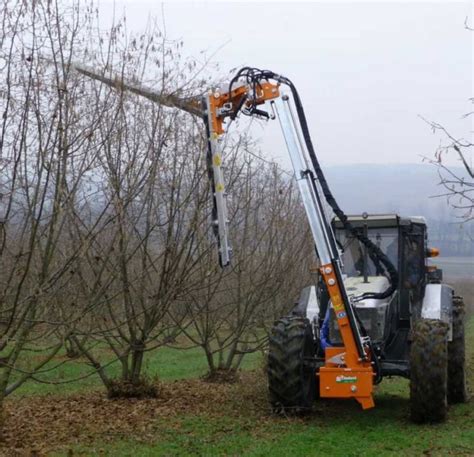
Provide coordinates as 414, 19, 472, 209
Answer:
410, 318, 449, 423
267, 316, 316, 414
448, 295, 469, 403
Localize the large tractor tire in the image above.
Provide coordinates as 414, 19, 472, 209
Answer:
410, 319, 449, 423
448, 295, 469, 403
267, 316, 316, 415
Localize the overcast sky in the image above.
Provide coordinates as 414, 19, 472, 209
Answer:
98, 1, 472, 169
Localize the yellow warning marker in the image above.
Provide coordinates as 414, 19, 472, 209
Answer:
213, 155, 222, 166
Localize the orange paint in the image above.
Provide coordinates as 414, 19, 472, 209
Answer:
426, 247, 440, 258
208, 82, 280, 135
319, 262, 375, 409
319, 366, 375, 409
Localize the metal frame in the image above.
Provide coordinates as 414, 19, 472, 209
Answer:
204, 95, 232, 266
272, 96, 334, 265
205, 87, 376, 409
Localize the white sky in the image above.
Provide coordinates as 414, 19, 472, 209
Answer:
98, 1, 473, 168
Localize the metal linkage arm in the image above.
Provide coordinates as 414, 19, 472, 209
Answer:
203, 82, 280, 266
205, 85, 367, 364
272, 95, 335, 266
203, 96, 232, 266
272, 93, 375, 409
272, 95, 367, 363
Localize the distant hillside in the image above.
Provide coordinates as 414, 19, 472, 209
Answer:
323, 163, 473, 256
325, 163, 453, 217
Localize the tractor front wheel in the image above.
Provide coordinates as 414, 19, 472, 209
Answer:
409, 318, 449, 423
267, 316, 316, 415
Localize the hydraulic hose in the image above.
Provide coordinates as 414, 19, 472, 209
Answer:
226, 68, 399, 300
223, 68, 391, 382
286, 80, 398, 300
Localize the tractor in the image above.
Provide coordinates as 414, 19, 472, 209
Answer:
268, 214, 468, 422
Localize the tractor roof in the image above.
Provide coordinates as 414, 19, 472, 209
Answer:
333, 214, 426, 228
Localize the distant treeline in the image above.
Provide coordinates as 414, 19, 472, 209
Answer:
322, 165, 473, 257
427, 219, 473, 257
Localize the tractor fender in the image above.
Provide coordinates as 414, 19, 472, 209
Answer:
294, 285, 320, 324
421, 284, 453, 340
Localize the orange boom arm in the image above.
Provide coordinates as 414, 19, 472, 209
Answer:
203, 69, 380, 409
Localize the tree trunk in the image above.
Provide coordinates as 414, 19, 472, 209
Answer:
130, 344, 145, 384
119, 354, 130, 381
203, 343, 215, 374
0, 398, 5, 441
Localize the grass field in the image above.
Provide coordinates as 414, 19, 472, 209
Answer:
10, 343, 262, 398
432, 257, 474, 280
2, 291, 473, 456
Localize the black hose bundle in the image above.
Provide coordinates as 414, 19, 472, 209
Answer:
227, 68, 399, 301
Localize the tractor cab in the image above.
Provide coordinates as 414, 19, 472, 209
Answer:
320, 214, 429, 353
333, 214, 427, 291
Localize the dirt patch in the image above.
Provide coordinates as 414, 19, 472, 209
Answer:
0, 371, 269, 456
201, 368, 240, 384
106, 378, 161, 399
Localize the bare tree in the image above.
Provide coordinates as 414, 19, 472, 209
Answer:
0, 0, 317, 407
48, 10, 222, 396
423, 20, 473, 222
0, 0, 214, 407
0, 0, 122, 411
173, 151, 313, 380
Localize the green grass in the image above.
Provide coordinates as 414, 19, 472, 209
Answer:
9, 317, 474, 456
12, 343, 261, 397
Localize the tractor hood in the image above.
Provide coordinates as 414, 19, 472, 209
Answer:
343, 276, 391, 308
329, 275, 394, 343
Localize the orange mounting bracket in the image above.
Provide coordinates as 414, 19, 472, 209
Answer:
207, 82, 280, 136
318, 262, 375, 409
